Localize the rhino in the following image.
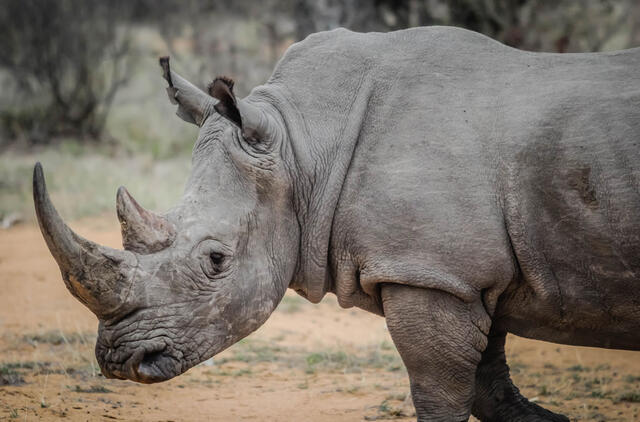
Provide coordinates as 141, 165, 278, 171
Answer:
33, 26, 640, 421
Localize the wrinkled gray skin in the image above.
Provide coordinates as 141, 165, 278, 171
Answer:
33, 27, 640, 421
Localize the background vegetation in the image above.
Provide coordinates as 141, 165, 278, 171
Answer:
2, 0, 640, 222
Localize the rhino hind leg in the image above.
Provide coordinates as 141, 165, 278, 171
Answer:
471, 329, 569, 422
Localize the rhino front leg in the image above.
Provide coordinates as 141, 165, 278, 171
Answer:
381, 284, 491, 422
471, 329, 569, 422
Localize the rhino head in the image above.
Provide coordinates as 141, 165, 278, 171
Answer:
33, 57, 299, 383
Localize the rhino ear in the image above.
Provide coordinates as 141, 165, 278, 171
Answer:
159, 56, 215, 126
209, 77, 242, 128
209, 77, 270, 143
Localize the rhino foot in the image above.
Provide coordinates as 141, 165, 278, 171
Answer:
473, 380, 569, 422
471, 330, 570, 422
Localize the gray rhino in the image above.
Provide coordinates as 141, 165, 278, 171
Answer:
33, 26, 640, 422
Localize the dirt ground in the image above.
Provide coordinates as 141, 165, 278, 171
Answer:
1, 218, 639, 421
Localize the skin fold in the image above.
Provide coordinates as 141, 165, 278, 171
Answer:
33, 27, 639, 421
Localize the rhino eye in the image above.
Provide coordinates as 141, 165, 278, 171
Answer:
203, 251, 227, 278
210, 252, 225, 267
195, 239, 231, 279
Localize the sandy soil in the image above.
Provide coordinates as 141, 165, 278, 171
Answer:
1, 218, 639, 421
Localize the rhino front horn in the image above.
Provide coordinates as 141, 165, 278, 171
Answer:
116, 186, 175, 254
33, 163, 136, 319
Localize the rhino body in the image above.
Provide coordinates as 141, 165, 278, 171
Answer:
33, 27, 639, 422
290, 27, 640, 348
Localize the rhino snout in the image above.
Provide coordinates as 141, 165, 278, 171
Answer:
96, 335, 183, 384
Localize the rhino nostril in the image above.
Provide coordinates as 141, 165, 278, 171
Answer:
142, 350, 165, 366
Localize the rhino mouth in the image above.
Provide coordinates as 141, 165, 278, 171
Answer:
101, 344, 182, 384
135, 348, 182, 383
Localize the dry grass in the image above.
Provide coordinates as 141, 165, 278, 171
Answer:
2, 319, 639, 421
0, 149, 191, 222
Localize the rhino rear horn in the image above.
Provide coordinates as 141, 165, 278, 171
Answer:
116, 186, 176, 254
159, 56, 216, 126
33, 163, 136, 319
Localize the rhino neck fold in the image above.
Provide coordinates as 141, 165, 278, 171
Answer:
250, 69, 374, 303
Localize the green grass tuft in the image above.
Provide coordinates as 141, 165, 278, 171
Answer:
23, 330, 94, 346
567, 364, 589, 372
614, 391, 640, 403
0, 364, 25, 386
72, 384, 113, 393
